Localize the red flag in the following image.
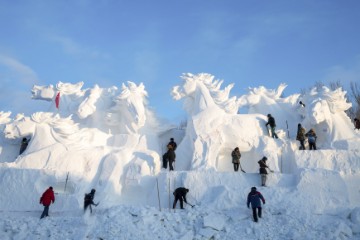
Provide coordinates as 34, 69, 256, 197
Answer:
55, 92, 60, 109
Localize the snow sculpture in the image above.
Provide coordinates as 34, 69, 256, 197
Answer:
238, 83, 358, 149
31, 81, 154, 134
0, 111, 19, 163
238, 84, 302, 136
106, 82, 149, 134
32, 82, 116, 124
300, 86, 356, 147
8, 82, 161, 206
3, 112, 94, 152
0, 111, 11, 126
172, 73, 270, 171
31, 84, 56, 101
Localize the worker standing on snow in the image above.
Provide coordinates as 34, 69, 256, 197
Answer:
173, 187, 189, 209
305, 128, 317, 150
39, 186, 55, 219
247, 187, 265, 222
84, 189, 98, 213
296, 123, 306, 150
164, 144, 176, 171
231, 147, 242, 172
266, 114, 279, 139
258, 156, 272, 186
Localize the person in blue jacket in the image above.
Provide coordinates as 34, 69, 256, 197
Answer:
247, 187, 266, 222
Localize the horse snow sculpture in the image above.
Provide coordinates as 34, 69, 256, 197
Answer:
32, 82, 118, 127
3, 112, 95, 154
172, 73, 274, 171
105, 81, 151, 134
31, 81, 156, 134
299, 86, 357, 148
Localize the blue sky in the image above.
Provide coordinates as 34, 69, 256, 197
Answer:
1, 0, 360, 122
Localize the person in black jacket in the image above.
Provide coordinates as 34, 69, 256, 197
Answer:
19, 137, 29, 155
266, 114, 279, 139
296, 123, 306, 150
247, 187, 266, 222
84, 189, 98, 213
258, 157, 273, 186
164, 144, 176, 171
168, 138, 177, 151
173, 187, 189, 209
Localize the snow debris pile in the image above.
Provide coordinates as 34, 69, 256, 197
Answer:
0, 73, 359, 239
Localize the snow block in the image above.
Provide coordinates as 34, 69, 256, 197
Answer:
293, 150, 360, 174
203, 213, 226, 231
293, 168, 349, 212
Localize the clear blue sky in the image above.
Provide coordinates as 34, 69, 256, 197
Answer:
1, 0, 360, 122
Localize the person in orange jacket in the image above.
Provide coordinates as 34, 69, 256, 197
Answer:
39, 186, 55, 219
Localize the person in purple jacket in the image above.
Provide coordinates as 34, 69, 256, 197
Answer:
247, 187, 266, 222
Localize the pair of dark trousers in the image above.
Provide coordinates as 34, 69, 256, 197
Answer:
40, 205, 49, 219
173, 196, 184, 209
233, 163, 239, 171
299, 140, 305, 150
169, 160, 174, 171
309, 142, 316, 150
162, 159, 168, 169
270, 127, 279, 139
252, 207, 262, 222
84, 202, 93, 213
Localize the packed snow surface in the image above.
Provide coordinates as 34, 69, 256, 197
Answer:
0, 73, 359, 239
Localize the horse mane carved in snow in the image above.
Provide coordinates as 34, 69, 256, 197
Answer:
3, 112, 90, 148
106, 81, 149, 134
172, 73, 240, 115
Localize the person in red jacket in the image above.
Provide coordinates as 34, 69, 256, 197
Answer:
39, 186, 55, 219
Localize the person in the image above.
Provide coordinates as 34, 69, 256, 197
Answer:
173, 187, 189, 209
266, 114, 279, 139
247, 187, 266, 222
39, 186, 55, 219
299, 101, 306, 108
305, 128, 317, 150
258, 157, 272, 186
354, 118, 360, 130
164, 144, 176, 171
296, 123, 306, 150
231, 147, 242, 172
168, 138, 177, 151
19, 137, 29, 155
84, 189, 98, 213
